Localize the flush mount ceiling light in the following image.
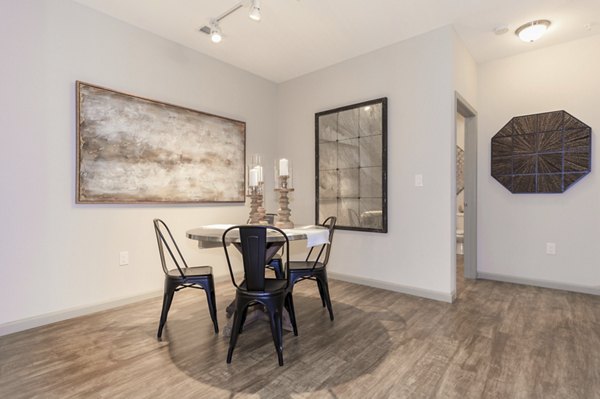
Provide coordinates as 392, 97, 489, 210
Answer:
199, 0, 263, 43
515, 20, 551, 42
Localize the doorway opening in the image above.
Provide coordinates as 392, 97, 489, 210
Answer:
455, 93, 477, 297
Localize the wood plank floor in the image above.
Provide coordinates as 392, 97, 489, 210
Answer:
1, 271, 600, 399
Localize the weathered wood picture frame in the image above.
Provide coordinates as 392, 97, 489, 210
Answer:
76, 81, 246, 203
315, 97, 388, 233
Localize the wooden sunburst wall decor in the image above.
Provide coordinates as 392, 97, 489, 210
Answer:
491, 110, 591, 193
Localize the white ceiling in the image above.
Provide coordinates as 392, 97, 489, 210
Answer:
72, 0, 600, 83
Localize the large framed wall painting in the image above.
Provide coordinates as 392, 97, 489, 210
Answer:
76, 81, 246, 203
315, 98, 388, 233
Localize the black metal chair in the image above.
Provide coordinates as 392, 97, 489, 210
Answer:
153, 219, 218, 339
260, 213, 285, 279
269, 216, 337, 321
222, 225, 298, 366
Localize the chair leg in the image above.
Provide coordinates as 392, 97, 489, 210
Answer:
315, 278, 326, 308
204, 284, 219, 334
276, 310, 284, 361
227, 301, 246, 364
269, 259, 284, 279
277, 265, 285, 279
318, 275, 334, 321
266, 302, 284, 366
285, 293, 298, 336
157, 286, 175, 339
238, 306, 248, 334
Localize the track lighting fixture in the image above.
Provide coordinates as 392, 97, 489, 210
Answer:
199, 0, 264, 43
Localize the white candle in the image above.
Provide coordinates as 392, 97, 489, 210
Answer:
249, 168, 258, 187
256, 165, 263, 182
279, 158, 289, 176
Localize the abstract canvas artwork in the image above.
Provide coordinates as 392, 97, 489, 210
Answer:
76, 82, 246, 203
491, 110, 591, 193
315, 98, 387, 233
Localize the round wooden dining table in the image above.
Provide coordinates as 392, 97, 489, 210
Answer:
186, 224, 323, 244
187, 224, 326, 261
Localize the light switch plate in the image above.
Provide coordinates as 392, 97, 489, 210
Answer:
415, 174, 423, 187
119, 251, 129, 266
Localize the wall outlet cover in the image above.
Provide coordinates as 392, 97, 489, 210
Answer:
119, 251, 129, 266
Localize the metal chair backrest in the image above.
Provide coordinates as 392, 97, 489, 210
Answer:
153, 219, 187, 278
306, 216, 337, 269
222, 225, 290, 291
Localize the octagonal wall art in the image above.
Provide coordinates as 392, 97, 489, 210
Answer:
491, 110, 592, 193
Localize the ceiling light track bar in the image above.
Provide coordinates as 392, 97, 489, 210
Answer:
215, 2, 244, 23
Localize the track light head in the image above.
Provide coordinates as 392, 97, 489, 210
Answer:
210, 19, 222, 43
249, 0, 261, 21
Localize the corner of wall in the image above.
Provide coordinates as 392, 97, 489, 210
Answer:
451, 27, 478, 108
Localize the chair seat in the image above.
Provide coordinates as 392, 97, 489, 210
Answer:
288, 261, 325, 271
239, 278, 287, 293
167, 265, 212, 278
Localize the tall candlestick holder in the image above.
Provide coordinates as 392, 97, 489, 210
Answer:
247, 186, 261, 224
247, 154, 267, 224
275, 175, 294, 228
256, 182, 267, 224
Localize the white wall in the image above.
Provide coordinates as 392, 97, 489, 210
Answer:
276, 26, 469, 300
451, 30, 478, 294
0, 0, 278, 327
478, 34, 600, 291
452, 32, 478, 107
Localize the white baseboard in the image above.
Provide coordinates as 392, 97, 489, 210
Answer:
0, 290, 162, 337
0, 274, 232, 337
477, 272, 600, 296
328, 272, 453, 303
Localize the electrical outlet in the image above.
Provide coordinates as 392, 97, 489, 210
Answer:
546, 242, 556, 255
414, 174, 424, 187
119, 251, 129, 266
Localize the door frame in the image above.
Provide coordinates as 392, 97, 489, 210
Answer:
455, 92, 477, 280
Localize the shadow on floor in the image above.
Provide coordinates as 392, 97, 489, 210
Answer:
165, 294, 397, 398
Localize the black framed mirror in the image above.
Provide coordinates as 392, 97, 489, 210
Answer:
315, 97, 388, 233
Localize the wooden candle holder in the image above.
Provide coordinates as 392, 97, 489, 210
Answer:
248, 184, 268, 225
275, 176, 294, 229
